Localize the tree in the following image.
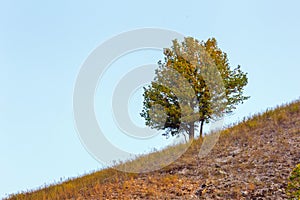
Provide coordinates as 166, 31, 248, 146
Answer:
140, 37, 249, 140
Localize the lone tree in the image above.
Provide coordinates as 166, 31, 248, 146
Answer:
141, 37, 249, 140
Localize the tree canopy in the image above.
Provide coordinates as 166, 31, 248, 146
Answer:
141, 37, 249, 140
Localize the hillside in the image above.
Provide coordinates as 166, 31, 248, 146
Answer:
6, 100, 300, 199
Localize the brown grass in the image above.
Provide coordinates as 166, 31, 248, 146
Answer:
5, 99, 300, 199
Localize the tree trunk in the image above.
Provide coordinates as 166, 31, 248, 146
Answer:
199, 119, 204, 138
188, 122, 195, 140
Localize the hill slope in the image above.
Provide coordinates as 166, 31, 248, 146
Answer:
6, 100, 300, 199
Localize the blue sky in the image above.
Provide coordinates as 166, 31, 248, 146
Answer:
1, 0, 300, 198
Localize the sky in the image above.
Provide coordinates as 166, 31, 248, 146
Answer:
1, 0, 300, 198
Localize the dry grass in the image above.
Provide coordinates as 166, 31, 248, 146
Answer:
5, 99, 300, 199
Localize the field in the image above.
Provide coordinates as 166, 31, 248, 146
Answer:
5, 100, 300, 199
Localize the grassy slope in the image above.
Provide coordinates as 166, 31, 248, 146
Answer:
5, 100, 300, 199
